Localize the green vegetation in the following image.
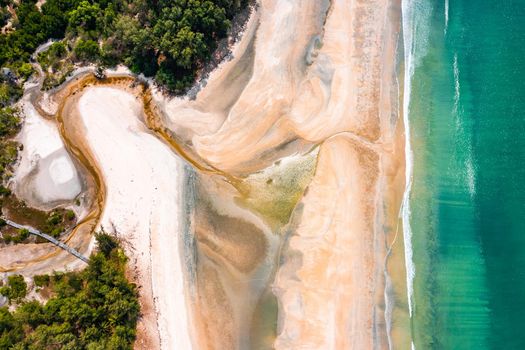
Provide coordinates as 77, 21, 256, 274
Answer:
0, 106, 19, 136
37, 41, 74, 89
33, 274, 50, 288
0, 203, 77, 244
0, 233, 140, 349
1, 0, 249, 93
3, 227, 30, 244
0, 106, 20, 194
0, 275, 27, 304
65, 209, 75, 221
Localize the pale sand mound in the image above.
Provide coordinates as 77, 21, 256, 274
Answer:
77, 87, 193, 350
14, 101, 81, 208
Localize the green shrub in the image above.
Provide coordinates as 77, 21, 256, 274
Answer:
0, 275, 27, 303
74, 39, 100, 61
0, 107, 20, 136
12, 228, 29, 243
3, 233, 12, 243
46, 212, 62, 226
16, 63, 33, 80
50, 226, 64, 238
33, 275, 50, 288
65, 209, 75, 221
48, 42, 67, 60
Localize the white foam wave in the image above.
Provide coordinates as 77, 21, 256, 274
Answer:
452, 53, 477, 197
444, 0, 449, 34
401, 0, 416, 320
466, 156, 476, 197
401, 0, 432, 333
453, 53, 460, 117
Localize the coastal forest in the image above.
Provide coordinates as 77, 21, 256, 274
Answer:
0, 0, 248, 93
0, 234, 140, 349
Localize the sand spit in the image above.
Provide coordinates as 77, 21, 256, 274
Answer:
75, 87, 193, 350
274, 136, 380, 348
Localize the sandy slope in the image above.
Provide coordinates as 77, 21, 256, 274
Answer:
76, 87, 193, 350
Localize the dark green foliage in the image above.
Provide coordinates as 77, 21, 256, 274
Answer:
0, 106, 19, 179
65, 209, 76, 221
42, 211, 68, 237
0, 140, 19, 181
0, 185, 10, 196
95, 230, 118, 257
0, 275, 27, 303
0, 81, 22, 108
46, 212, 62, 226
0, 234, 139, 349
67, 1, 101, 34
37, 41, 67, 70
16, 63, 33, 80
0, 0, 249, 93
9, 228, 29, 243
0, 106, 19, 136
33, 274, 50, 288
74, 39, 100, 61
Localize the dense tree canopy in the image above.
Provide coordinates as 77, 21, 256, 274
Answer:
0, 0, 249, 92
0, 275, 27, 303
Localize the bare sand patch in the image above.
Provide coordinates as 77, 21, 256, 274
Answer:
76, 86, 193, 350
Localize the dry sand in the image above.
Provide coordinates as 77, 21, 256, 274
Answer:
76, 87, 194, 350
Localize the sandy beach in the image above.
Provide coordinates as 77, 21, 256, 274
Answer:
156, 0, 407, 348
2, 0, 408, 348
73, 86, 194, 349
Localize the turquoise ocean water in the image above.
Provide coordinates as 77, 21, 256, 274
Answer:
403, 0, 525, 348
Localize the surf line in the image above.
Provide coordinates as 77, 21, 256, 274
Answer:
401, 0, 417, 332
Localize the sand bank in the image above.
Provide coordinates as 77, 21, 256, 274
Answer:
76, 87, 193, 350
154, 0, 407, 348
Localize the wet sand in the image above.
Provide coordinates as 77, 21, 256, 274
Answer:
156, 0, 407, 348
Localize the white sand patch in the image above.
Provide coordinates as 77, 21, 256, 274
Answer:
48, 156, 76, 185
78, 87, 193, 350
14, 102, 81, 206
